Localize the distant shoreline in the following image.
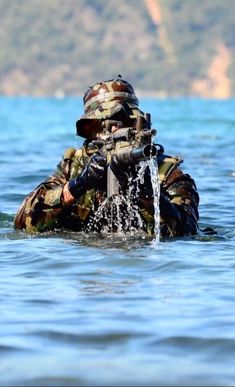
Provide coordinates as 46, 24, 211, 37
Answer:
0, 91, 234, 100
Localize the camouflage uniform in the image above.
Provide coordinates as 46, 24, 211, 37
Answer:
14, 77, 199, 237
14, 144, 199, 237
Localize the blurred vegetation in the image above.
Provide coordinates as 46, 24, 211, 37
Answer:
0, 0, 234, 96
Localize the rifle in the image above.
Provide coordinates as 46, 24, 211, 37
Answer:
91, 114, 158, 197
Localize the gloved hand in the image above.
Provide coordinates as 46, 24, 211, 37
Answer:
159, 192, 181, 220
138, 166, 153, 200
68, 154, 107, 199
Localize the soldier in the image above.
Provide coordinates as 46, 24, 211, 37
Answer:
14, 77, 199, 237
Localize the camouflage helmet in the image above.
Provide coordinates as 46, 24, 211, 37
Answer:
76, 76, 145, 138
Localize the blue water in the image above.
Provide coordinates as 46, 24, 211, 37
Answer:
0, 97, 235, 386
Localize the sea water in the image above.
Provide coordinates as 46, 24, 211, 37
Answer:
0, 97, 235, 386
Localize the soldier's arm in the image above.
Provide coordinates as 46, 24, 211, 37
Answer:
14, 156, 75, 233
160, 168, 199, 237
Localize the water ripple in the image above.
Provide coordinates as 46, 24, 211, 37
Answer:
1, 98, 235, 386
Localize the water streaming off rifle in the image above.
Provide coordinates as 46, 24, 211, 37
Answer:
86, 158, 160, 239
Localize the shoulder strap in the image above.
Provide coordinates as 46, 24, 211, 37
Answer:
63, 147, 76, 160
61, 148, 77, 180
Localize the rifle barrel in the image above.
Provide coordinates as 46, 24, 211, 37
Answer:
116, 144, 157, 165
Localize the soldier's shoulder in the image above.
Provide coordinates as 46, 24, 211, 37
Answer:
161, 153, 183, 165
158, 153, 183, 183
159, 153, 197, 189
62, 146, 85, 160
63, 147, 76, 160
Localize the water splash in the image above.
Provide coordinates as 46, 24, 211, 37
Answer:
87, 158, 161, 240
147, 158, 161, 241
135, 158, 161, 241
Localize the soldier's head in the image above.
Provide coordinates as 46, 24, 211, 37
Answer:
76, 76, 145, 140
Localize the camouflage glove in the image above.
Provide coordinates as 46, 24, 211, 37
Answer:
138, 166, 153, 200
159, 192, 181, 220
68, 154, 107, 199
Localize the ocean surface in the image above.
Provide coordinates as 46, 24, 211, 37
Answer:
0, 96, 235, 386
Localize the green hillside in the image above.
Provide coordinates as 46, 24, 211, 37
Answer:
0, 0, 234, 97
